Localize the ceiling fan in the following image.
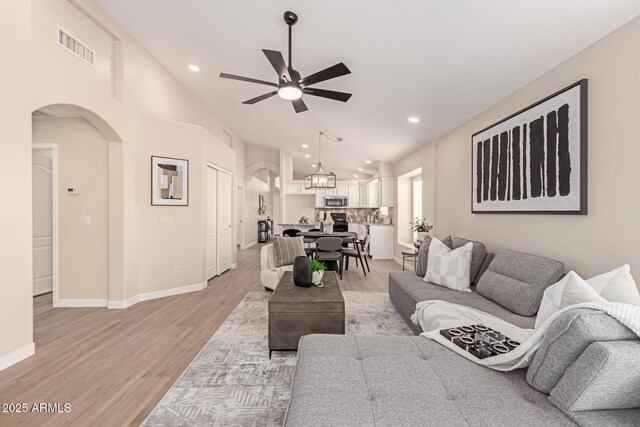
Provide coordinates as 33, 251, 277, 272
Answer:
219, 11, 352, 113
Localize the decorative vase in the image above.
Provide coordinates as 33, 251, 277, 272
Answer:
293, 256, 312, 288
312, 270, 324, 285
324, 215, 334, 234
417, 232, 428, 242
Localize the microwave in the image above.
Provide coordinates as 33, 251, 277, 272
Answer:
325, 196, 348, 207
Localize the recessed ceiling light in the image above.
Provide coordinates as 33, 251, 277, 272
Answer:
188, 64, 200, 72
302, 144, 309, 148
304, 154, 310, 158
358, 168, 364, 172
365, 160, 372, 164
408, 117, 420, 123
353, 174, 359, 178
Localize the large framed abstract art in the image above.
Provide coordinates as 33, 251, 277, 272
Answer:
472, 80, 587, 214
151, 156, 189, 206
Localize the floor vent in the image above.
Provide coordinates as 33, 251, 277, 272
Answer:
58, 27, 95, 66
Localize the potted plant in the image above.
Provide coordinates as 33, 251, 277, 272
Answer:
410, 218, 434, 242
311, 259, 327, 285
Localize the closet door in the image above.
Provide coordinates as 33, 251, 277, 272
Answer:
206, 167, 218, 280
217, 170, 233, 274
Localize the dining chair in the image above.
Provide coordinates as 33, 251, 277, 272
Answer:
303, 228, 321, 258
282, 229, 301, 237
342, 236, 367, 276
315, 237, 344, 279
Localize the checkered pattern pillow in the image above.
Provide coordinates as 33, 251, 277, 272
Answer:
424, 237, 474, 291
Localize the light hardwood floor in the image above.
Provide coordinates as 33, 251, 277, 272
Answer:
0, 244, 403, 426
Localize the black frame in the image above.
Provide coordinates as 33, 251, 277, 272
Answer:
471, 79, 588, 215
151, 155, 189, 206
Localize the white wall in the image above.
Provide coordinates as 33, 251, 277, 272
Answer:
284, 195, 316, 224
394, 16, 640, 282
33, 117, 109, 300
0, 0, 248, 368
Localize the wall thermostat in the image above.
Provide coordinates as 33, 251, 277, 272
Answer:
67, 187, 80, 195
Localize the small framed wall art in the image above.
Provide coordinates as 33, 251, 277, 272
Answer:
151, 156, 189, 206
471, 79, 587, 214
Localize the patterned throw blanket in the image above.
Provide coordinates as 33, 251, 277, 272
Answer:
412, 300, 640, 371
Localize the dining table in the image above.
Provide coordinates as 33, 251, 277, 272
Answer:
297, 231, 357, 240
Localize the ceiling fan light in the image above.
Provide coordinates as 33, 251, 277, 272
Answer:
278, 85, 303, 100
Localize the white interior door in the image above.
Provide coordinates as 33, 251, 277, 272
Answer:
206, 167, 218, 280
32, 149, 54, 296
236, 186, 244, 248
217, 170, 233, 274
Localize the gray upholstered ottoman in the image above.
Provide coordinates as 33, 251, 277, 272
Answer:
268, 271, 345, 357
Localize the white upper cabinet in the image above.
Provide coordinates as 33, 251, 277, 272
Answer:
368, 179, 380, 208
380, 177, 395, 207
347, 185, 359, 207
359, 183, 369, 207
336, 184, 349, 196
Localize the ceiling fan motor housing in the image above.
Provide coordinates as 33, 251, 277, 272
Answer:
284, 11, 298, 26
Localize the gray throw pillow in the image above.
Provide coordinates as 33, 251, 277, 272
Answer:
272, 236, 305, 267
476, 250, 564, 317
451, 237, 488, 284
416, 235, 451, 277
550, 341, 640, 411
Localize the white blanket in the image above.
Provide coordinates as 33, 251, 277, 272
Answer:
412, 300, 640, 371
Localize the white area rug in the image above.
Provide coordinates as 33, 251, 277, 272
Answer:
143, 291, 413, 426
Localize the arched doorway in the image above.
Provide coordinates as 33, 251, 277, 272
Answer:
245, 162, 280, 245
31, 104, 123, 307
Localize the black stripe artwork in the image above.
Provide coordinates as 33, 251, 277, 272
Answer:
474, 103, 573, 206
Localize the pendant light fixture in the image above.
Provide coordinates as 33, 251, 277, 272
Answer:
305, 131, 339, 189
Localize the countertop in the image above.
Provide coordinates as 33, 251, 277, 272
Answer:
348, 222, 394, 227
278, 223, 318, 226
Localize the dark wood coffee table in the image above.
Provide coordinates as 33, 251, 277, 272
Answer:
268, 271, 345, 357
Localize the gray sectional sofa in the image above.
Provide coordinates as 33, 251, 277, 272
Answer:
284, 236, 640, 426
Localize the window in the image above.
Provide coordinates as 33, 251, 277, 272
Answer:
412, 176, 422, 239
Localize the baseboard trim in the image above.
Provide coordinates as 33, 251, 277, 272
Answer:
0, 342, 35, 372
393, 256, 415, 272
55, 298, 108, 308
107, 281, 208, 309
231, 263, 238, 269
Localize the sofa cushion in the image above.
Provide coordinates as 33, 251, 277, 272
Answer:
452, 237, 488, 284
415, 235, 451, 277
388, 272, 536, 332
272, 236, 305, 267
476, 250, 564, 317
284, 335, 574, 427
549, 341, 640, 412
424, 238, 474, 292
526, 308, 637, 394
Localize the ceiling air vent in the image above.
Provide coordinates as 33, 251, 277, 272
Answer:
58, 27, 95, 66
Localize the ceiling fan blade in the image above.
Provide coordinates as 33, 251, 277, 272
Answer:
262, 49, 291, 81
242, 91, 278, 105
291, 98, 308, 113
300, 63, 351, 87
303, 88, 352, 102
219, 73, 278, 87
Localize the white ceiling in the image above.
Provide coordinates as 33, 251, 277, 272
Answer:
95, 0, 640, 179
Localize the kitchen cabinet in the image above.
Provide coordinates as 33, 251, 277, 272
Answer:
368, 225, 394, 259
359, 183, 369, 207
336, 184, 348, 196
368, 179, 380, 208
380, 177, 394, 207
348, 223, 360, 234
347, 185, 359, 207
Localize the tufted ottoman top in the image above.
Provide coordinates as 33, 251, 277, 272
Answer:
284, 334, 575, 426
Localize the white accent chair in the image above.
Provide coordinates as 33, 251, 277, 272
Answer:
260, 244, 294, 291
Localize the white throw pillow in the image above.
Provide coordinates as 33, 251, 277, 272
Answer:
586, 265, 640, 305
535, 271, 606, 329
424, 237, 473, 292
